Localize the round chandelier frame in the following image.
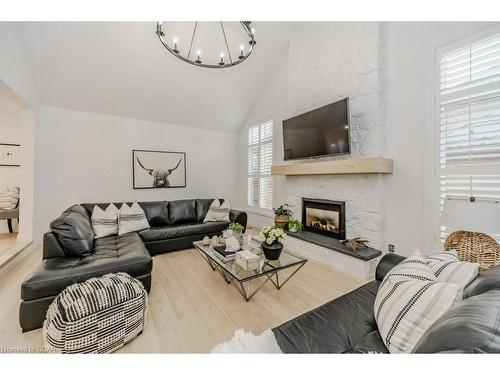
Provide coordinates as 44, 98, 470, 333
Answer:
156, 21, 256, 69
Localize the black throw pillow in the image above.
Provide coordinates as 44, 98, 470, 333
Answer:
50, 204, 95, 257
414, 290, 500, 353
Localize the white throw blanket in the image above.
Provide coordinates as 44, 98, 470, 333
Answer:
211, 329, 282, 353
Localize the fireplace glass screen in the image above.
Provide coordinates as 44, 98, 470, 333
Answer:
301, 198, 345, 240
305, 207, 340, 234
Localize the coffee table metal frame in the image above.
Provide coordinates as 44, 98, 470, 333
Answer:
193, 241, 308, 301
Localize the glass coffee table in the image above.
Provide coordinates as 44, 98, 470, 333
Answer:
193, 240, 308, 301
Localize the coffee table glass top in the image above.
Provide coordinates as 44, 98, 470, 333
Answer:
193, 240, 307, 283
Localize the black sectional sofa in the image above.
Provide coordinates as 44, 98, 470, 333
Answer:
273, 253, 500, 353
20, 198, 246, 332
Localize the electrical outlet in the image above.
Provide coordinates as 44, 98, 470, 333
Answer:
388, 244, 395, 253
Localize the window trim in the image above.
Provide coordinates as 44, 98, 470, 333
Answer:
434, 25, 500, 249
246, 117, 274, 213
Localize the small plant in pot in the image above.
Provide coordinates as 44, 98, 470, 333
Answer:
260, 226, 286, 260
227, 222, 244, 240
287, 220, 304, 233
273, 204, 293, 229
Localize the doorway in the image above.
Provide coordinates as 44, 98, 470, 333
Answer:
0, 80, 34, 269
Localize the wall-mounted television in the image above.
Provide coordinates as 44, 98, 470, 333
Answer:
282, 98, 350, 161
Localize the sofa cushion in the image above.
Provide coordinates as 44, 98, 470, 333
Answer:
273, 281, 381, 353
138, 201, 169, 227
169, 199, 196, 224
414, 290, 500, 353
49, 204, 95, 257
21, 232, 152, 301
139, 221, 230, 242
64, 204, 92, 222
196, 199, 222, 222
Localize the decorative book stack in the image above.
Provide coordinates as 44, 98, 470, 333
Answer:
212, 245, 236, 262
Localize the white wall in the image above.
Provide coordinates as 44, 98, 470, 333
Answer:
0, 23, 39, 241
239, 21, 499, 257
35, 106, 239, 240
0, 23, 38, 108
284, 22, 384, 249
381, 22, 498, 255
236, 54, 289, 228
239, 22, 384, 249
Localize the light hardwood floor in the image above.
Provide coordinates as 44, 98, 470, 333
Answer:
0, 233, 32, 271
0, 241, 364, 353
0, 233, 18, 252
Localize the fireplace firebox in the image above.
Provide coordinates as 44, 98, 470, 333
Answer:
302, 198, 346, 240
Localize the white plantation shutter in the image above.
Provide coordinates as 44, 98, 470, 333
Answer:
438, 30, 500, 242
247, 120, 273, 210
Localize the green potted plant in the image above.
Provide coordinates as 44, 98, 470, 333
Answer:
227, 222, 244, 239
273, 204, 293, 229
287, 220, 304, 233
260, 226, 286, 260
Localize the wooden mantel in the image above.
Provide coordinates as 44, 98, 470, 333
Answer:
271, 157, 393, 176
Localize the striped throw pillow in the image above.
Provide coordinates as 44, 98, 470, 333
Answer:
91, 204, 119, 238
203, 199, 230, 222
374, 257, 461, 353
118, 202, 150, 236
426, 251, 479, 293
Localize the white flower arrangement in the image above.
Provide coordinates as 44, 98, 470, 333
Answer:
260, 226, 286, 245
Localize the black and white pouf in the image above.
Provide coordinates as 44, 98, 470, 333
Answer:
43, 272, 148, 354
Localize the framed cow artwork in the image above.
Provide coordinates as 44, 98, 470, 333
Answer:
132, 149, 186, 189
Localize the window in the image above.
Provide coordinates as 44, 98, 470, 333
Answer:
438, 29, 500, 242
247, 120, 273, 210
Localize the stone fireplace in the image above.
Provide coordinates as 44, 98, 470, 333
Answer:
302, 198, 345, 240
285, 196, 382, 279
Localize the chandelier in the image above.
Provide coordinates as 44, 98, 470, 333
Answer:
156, 22, 256, 69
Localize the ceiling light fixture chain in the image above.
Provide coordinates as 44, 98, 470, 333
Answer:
187, 21, 198, 60
220, 22, 233, 64
156, 21, 256, 69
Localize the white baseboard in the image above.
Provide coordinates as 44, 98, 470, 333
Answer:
16, 231, 33, 242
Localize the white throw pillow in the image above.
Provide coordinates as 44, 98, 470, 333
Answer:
203, 199, 230, 222
118, 202, 150, 236
91, 204, 119, 238
426, 250, 479, 296
374, 257, 461, 353
0, 187, 19, 209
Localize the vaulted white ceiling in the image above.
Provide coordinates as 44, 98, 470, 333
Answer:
18, 22, 295, 132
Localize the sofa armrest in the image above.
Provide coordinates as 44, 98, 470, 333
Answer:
375, 253, 406, 281
43, 232, 67, 259
229, 209, 247, 232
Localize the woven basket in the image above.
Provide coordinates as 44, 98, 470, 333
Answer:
444, 230, 500, 273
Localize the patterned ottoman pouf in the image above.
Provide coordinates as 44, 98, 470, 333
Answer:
43, 272, 148, 353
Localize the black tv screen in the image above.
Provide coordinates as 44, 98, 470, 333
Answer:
282, 98, 350, 160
